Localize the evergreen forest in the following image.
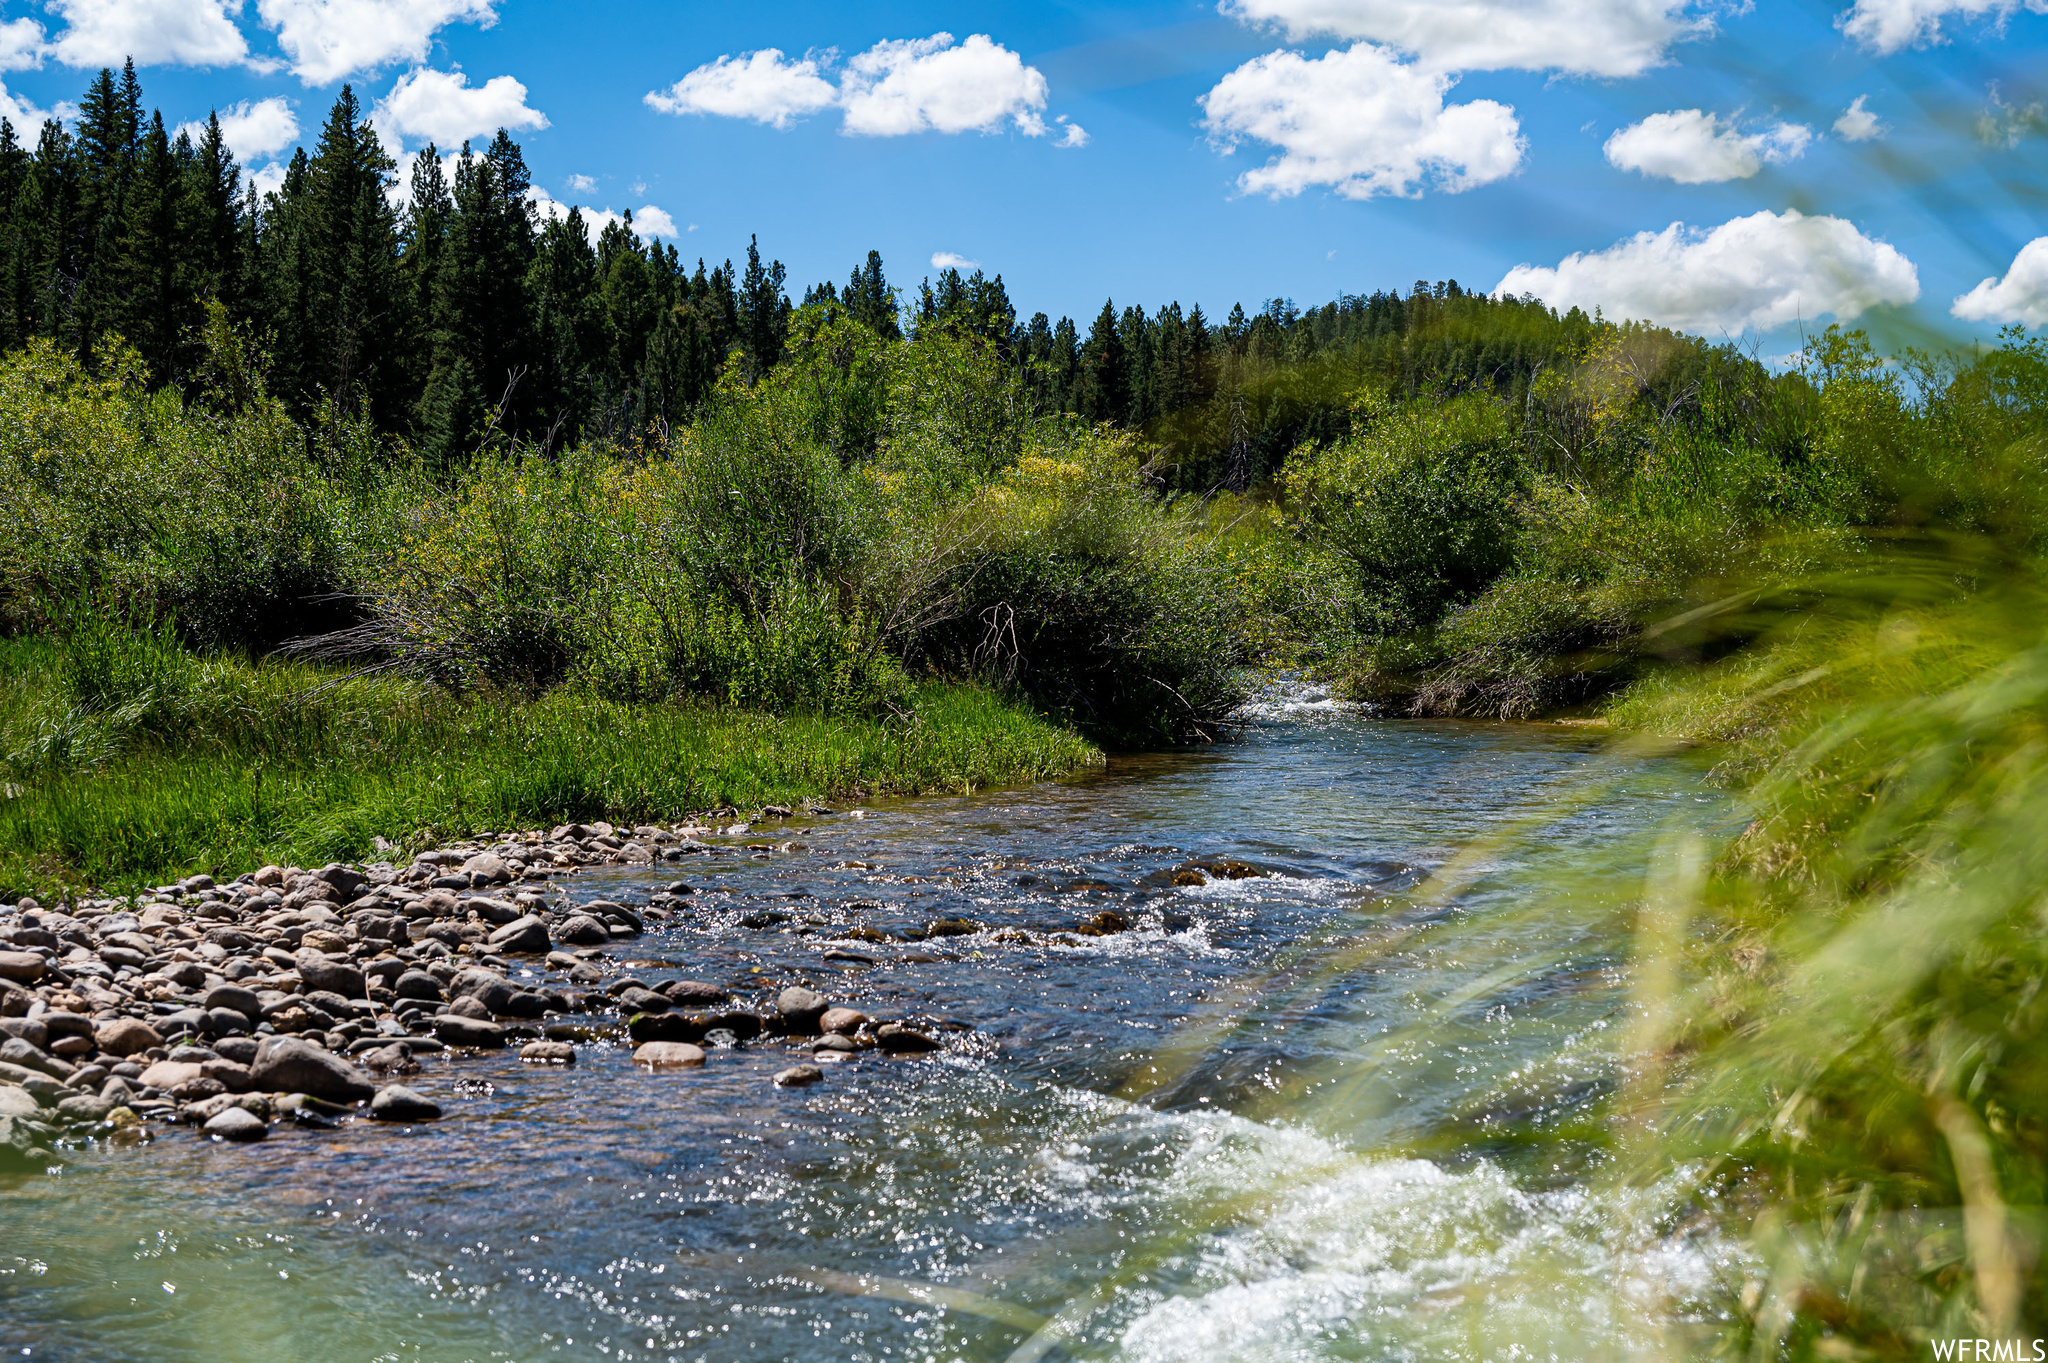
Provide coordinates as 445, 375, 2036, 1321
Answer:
0, 67, 1568, 485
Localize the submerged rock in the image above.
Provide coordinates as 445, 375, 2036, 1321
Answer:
369, 1085, 441, 1122
875, 1024, 942, 1055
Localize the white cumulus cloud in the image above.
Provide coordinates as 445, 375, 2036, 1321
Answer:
1604, 109, 1813, 183
1834, 94, 1885, 141
0, 17, 46, 71
647, 33, 1061, 139
256, 0, 497, 85
931, 251, 978, 270
48, 0, 248, 68
1200, 43, 1523, 199
631, 205, 678, 238
644, 49, 836, 128
566, 173, 595, 193
0, 81, 50, 130
1838, 0, 2047, 54
248, 160, 289, 197
372, 67, 546, 150
527, 188, 679, 244
180, 96, 299, 161
1218, 0, 1713, 77
1496, 208, 1920, 333
840, 32, 1047, 136
1054, 115, 1088, 147
1952, 237, 2048, 327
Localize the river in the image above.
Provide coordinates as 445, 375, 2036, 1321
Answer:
1, 695, 1734, 1361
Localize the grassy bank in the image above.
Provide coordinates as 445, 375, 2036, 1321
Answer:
0, 634, 1097, 898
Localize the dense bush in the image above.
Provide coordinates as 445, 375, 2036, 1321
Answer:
0, 307, 1259, 742
0, 316, 378, 648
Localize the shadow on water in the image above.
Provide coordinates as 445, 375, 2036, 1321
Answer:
2, 698, 1723, 1362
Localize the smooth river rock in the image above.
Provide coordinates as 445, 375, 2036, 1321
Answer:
818, 1007, 868, 1036
0, 951, 46, 984
776, 987, 829, 1034
520, 1040, 575, 1065
393, 970, 444, 1001
631, 1041, 705, 1069
203, 1107, 268, 1142
294, 951, 366, 999
554, 915, 610, 946
250, 1037, 376, 1102
432, 1016, 507, 1048
875, 1024, 942, 1055
487, 915, 551, 954
202, 984, 263, 1019
773, 1064, 824, 1088
369, 1085, 441, 1122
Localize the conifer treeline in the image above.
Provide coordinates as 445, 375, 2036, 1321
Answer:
0, 66, 1584, 476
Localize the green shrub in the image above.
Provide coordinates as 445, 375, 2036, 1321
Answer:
1283, 391, 1523, 638
0, 330, 366, 649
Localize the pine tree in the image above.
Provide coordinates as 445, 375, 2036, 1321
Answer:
398, 143, 451, 404
844, 249, 898, 339
1153, 302, 1187, 418
68, 65, 140, 359
275, 87, 404, 424
1184, 302, 1215, 407
432, 133, 537, 433
0, 120, 31, 350
258, 148, 318, 406
1119, 304, 1153, 425
1051, 315, 1079, 413
114, 112, 201, 379
186, 112, 246, 313
526, 207, 601, 444
594, 213, 655, 429
1078, 300, 1127, 424
736, 234, 787, 378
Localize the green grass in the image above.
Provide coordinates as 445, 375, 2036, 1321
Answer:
0, 636, 1099, 897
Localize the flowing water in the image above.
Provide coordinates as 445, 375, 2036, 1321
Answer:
0, 697, 1734, 1361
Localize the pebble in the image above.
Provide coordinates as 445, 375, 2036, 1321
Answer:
0, 804, 980, 1167
554, 915, 610, 946
0, 950, 46, 983
359, 1043, 420, 1075
486, 914, 551, 954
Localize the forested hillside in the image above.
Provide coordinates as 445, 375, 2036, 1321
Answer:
0, 65, 1616, 485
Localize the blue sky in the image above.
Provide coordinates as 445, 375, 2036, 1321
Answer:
0, 0, 2042, 345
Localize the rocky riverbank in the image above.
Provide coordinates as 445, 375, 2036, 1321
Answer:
0, 811, 948, 1169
